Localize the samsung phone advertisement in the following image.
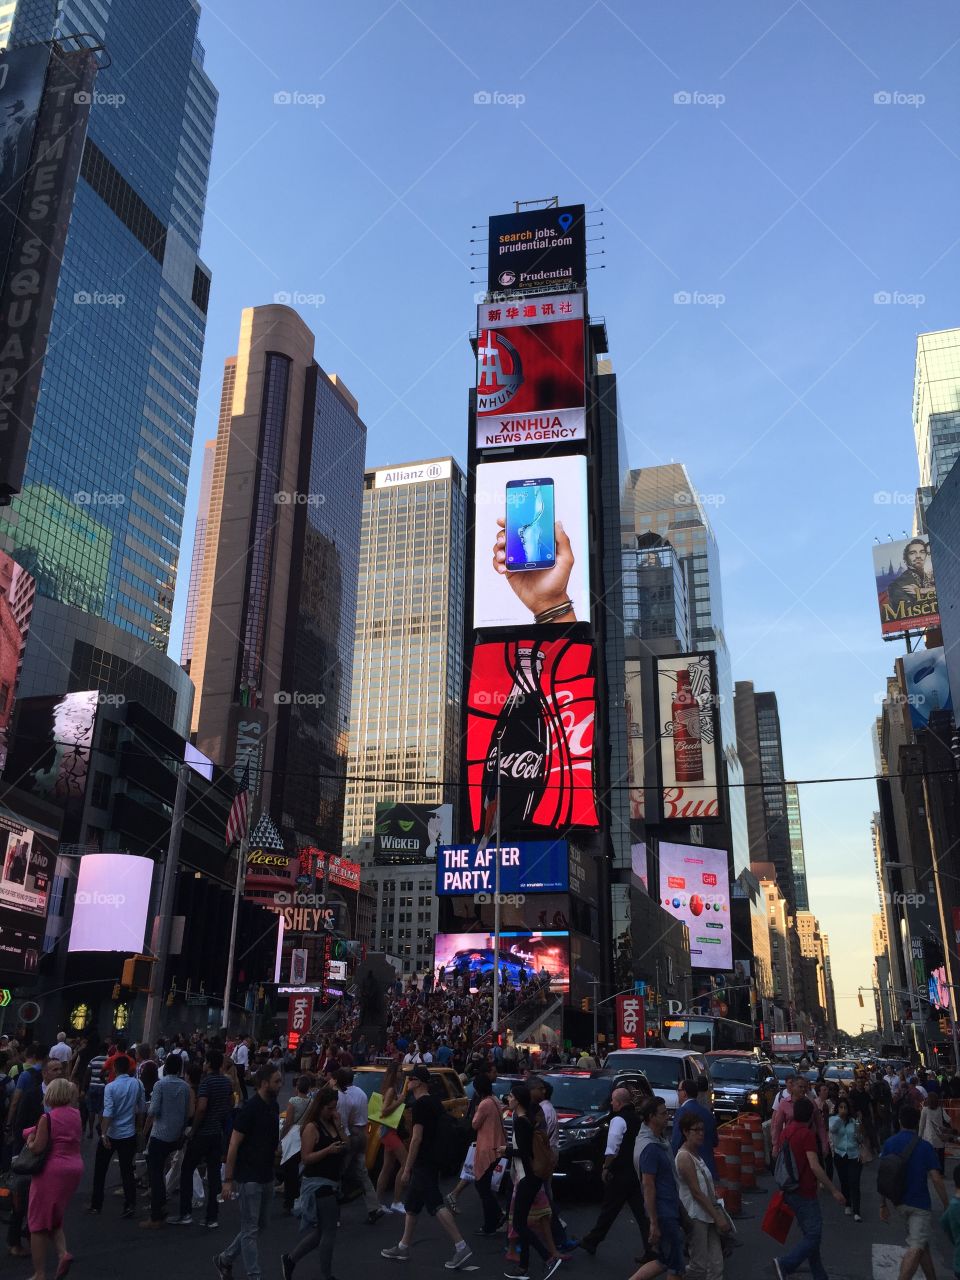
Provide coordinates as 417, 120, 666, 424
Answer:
434, 930, 570, 993
658, 843, 732, 970
436, 839, 569, 895
476, 292, 585, 449
473, 455, 590, 629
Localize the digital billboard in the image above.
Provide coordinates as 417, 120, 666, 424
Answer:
900, 646, 952, 730
476, 293, 585, 449
655, 654, 722, 822
487, 203, 587, 293
0, 43, 51, 285
659, 843, 732, 970
434, 930, 570, 993
474, 455, 590, 629
68, 853, 153, 954
873, 537, 940, 637
436, 839, 569, 895
466, 637, 598, 834
374, 802, 453, 863
0, 552, 35, 771
4, 690, 98, 817
0, 806, 53, 973
624, 660, 646, 821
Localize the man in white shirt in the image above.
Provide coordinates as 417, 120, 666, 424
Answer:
48, 1032, 73, 1064
231, 1037, 250, 1099
336, 1067, 383, 1221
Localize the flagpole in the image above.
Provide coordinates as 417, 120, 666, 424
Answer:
493, 743, 502, 1036
221, 832, 248, 1031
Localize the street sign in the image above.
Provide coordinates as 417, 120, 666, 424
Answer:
633, 980, 647, 997
0, 988, 11, 1008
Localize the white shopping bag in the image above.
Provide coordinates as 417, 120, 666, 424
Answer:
164, 1147, 185, 1196
192, 1169, 205, 1207
491, 1157, 509, 1193
459, 1143, 477, 1182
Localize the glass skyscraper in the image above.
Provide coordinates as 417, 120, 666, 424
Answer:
0, 1, 216, 728
914, 328, 960, 490
342, 459, 467, 859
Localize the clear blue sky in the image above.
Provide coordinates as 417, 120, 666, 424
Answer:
171, 1, 960, 1030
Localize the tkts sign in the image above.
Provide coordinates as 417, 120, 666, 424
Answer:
616, 994, 645, 1049
476, 293, 585, 450
286, 991, 313, 1051
466, 638, 598, 834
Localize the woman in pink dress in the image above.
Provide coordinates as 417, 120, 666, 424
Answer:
22, 1077, 83, 1279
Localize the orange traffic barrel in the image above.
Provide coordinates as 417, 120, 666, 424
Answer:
721, 1181, 742, 1216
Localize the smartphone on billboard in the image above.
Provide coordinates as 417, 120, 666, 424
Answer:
505, 478, 556, 571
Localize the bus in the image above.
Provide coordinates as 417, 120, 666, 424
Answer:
659, 1014, 755, 1053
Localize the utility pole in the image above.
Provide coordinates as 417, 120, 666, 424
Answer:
221, 834, 249, 1031
591, 977, 599, 1054
143, 762, 189, 1047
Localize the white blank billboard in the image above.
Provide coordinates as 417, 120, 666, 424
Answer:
68, 853, 153, 953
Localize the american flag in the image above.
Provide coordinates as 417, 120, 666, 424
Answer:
225, 763, 250, 846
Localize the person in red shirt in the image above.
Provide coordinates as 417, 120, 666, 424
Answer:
774, 1096, 845, 1280
103, 1045, 136, 1083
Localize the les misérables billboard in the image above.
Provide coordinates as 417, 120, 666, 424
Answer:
873, 537, 940, 637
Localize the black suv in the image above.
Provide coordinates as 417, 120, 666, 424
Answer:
502, 1069, 652, 1186
706, 1054, 777, 1121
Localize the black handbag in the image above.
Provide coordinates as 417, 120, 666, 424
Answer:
11, 1138, 49, 1175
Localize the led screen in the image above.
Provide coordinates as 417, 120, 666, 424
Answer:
433, 930, 570, 994
659, 843, 732, 970
68, 853, 153, 953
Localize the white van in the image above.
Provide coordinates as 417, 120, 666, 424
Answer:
602, 1047, 709, 1115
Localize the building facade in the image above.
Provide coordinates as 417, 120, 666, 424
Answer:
914, 328, 960, 490
190, 305, 366, 854
180, 439, 216, 674
341, 459, 466, 862
0, 0, 216, 729
735, 682, 796, 909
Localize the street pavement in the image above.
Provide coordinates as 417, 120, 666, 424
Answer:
5, 1137, 954, 1279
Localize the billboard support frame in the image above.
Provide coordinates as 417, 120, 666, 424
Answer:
142, 763, 188, 1045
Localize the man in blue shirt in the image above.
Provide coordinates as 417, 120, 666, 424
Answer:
670, 1076, 718, 1178
90, 1053, 145, 1216
142, 1051, 192, 1226
879, 1104, 948, 1280
635, 1096, 683, 1279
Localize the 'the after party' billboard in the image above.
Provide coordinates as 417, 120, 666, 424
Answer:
873, 537, 940, 637
466, 637, 598, 834
436, 839, 569, 895
659, 842, 732, 970
474, 455, 590, 629
476, 293, 585, 449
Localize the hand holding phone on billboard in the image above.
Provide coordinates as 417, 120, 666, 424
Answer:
493, 517, 576, 622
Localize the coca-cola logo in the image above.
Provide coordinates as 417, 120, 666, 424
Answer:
499, 750, 544, 779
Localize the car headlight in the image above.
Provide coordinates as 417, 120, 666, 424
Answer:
566, 1127, 597, 1143
748, 1092, 759, 1106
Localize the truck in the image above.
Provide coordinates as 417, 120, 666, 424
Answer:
771, 1031, 806, 1058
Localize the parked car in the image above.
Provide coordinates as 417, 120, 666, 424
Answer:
705, 1053, 778, 1121
601, 1048, 709, 1114
352, 1064, 469, 1172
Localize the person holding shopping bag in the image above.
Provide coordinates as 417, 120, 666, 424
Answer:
471, 1072, 506, 1234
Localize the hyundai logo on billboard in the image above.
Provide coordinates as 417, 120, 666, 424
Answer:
476, 293, 586, 450
487, 204, 587, 293
436, 840, 569, 895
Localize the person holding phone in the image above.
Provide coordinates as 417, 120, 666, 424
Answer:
493, 490, 577, 624
281, 1087, 348, 1280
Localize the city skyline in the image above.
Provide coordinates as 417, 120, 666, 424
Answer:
5, 1, 945, 1024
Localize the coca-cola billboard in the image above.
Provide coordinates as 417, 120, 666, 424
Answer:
655, 653, 722, 823
466, 637, 598, 834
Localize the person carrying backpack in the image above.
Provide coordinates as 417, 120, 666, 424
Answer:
878, 1103, 949, 1280
772, 1096, 845, 1280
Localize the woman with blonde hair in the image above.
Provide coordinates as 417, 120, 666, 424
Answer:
22, 1077, 83, 1279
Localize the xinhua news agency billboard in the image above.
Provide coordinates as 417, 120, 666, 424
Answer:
476, 293, 585, 449
436, 840, 569, 895
659, 842, 732, 970
487, 204, 587, 293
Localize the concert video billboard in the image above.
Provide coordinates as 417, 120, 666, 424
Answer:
476, 292, 585, 449
473, 455, 590, 629
659, 842, 732, 970
873, 537, 940, 637
466, 637, 598, 834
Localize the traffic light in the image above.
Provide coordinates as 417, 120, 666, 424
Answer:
111, 983, 121, 1001
858, 991, 864, 1008
121, 955, 154, 990
581, 997, 591, 1013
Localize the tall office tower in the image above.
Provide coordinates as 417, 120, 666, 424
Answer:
914, 328, 960, 491
190, 305, 366, 852
622, 464, 750, 876
179, 439, 215, 674
734, 681, 797, 906
785, 781, 810, 911
341, 458, 466, 864
0, 0, 216, 734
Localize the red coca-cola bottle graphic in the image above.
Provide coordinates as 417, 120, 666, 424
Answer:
483, 644, 548, 829
672, 668, 704, 782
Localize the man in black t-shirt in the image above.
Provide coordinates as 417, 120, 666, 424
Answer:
381, 1066, 473, 1271
215, 1065, 281, 1280
175, 1048, 234, 1226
